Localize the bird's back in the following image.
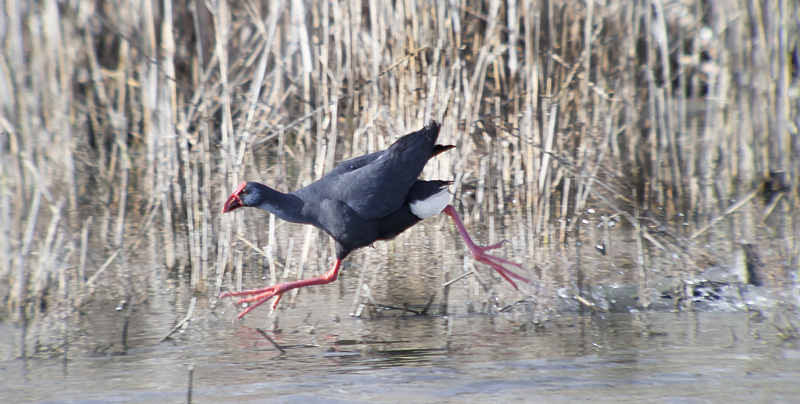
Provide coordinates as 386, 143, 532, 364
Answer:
295, 121, 443, 220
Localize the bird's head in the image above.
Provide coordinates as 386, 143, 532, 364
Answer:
222, 181, 259, 213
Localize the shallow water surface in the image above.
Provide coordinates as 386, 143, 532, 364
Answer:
2, 303, 798, 403
1, 184, 796, 403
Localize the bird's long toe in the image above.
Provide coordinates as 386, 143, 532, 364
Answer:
479, 239, 511, 252
220, 284, 287, 319
479, 251, 524, 270
234, 289, 278, 304
468, 245, 531, 288
220, 286, 276, 299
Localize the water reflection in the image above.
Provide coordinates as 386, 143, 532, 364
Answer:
2, 303, 798, 403
0, 170, 795, 402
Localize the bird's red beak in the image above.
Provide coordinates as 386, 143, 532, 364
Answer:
222, 182, 247, 213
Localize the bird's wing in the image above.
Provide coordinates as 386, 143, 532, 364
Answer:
323, 150, 385, 177
303, 122, 442, 220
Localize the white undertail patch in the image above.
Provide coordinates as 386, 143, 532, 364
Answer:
409, 188, 451, 219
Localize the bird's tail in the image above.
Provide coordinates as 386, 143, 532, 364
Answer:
430, 144, 455, 158
389, 120, 453, 161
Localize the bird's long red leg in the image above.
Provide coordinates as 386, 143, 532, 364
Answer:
443, 205, 530, 288
220, 259, 342, 319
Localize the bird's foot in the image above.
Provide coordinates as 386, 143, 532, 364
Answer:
220, 285, 287, 319
466, 244, 530, 289
443, 205, 531, 289
220, 259, 343, 319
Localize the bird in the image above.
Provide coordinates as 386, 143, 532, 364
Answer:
220, 121, 530, 318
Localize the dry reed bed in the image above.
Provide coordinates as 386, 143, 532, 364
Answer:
1, 0, 798, 354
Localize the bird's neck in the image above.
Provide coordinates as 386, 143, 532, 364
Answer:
251, 183, 308, 224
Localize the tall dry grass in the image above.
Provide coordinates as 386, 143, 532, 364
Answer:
1, 0, 798, 351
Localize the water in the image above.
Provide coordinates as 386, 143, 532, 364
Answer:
1, 202, 798, 403
1, 163, 796, 402
2, 276, 799, 403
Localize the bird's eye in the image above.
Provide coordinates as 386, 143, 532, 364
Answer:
241, 189, 248, 195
